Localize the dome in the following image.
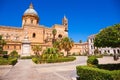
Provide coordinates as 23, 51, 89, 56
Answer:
24, 3, 38, 16
24, 8, 38, 16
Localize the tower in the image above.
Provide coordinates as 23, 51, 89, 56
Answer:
62, 15, 68, 32
22, 3, 39, 27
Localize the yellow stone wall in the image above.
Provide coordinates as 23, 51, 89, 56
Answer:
70, 42, 89, 55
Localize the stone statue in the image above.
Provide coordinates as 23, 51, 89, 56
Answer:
24, 32, 29, 39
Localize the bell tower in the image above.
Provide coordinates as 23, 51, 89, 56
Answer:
22, 3, 39, 27
62, 15, 68, 32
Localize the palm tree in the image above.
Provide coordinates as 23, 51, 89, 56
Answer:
53, 40, 62, 52
42, 47, 59, 59
32, 45, 42, 56
0, 35, 6, 56
52, 29, 57, 44
61, 37, 74, 56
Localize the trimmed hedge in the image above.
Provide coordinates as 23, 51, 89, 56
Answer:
97, 63, 120, 70
87, 56, 98, 66
0, 57, 9, 65
9, 50, 19, 58
88, 54, 103, 58
0, 57, 17, 65
32, 57, 39, 64
32, 56, 76, 64
20, 56, 32, 59
76, 66, 120, 80
9, 58, 17, 65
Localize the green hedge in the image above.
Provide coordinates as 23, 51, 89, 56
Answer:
0, 57, 9, 65
87, 56, 98, 66
0, 57, 17, 65
20, 56, 33, 59
88, 54, 103, 58
97, 63, 120, 70
32, 56, 76, 64
32, 57, 39, 64
9, 58, 17, 65
76, 66, 120, 80
9, 50, 19, 58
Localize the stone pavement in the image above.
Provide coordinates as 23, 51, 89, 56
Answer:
0, 56, 120, 80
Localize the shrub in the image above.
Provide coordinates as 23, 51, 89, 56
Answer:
0, 57, 9, 65
97, 63, 120, 70
87, 56, 98, 66
21, 56, 32, 59
9, 50, 19, 58
9, 58, 17, 65
32, 56, 76, 64
76, 66, 120, 80
2, 51, 9, 58
109, 53, 113, 56
32, 57, 39, 64
0, 57, 17, 65
88, 54, 103, 58
2, 51, 8, 55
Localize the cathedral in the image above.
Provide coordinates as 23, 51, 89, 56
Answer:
0, 3, 68, 56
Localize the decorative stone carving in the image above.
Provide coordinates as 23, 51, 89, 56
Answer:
21, 31, 31, 56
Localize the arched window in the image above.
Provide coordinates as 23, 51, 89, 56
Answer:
58, 34, 62, 38
113, 50, 116, 54
117, 49, 120, 53
32, 33, 36, 38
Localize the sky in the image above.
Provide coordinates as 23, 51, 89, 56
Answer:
0, 0, 120, 42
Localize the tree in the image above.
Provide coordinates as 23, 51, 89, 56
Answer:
53, 40, 62, 51
42, 47, 59, 59
52, 29, 57, 44
79, 40, 82, 43
94, 24, 120, 48
0, 35, 6, 56
61, 37, 74, 56
32, 45, 42, 56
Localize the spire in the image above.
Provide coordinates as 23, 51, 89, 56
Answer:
64, 15, 66, 19
63, 15, 67, 20
29, 2, 33, 9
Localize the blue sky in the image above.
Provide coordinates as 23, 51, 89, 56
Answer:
0, 0, 120, 42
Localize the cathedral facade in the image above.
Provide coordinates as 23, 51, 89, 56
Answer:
0, 3, 68, 55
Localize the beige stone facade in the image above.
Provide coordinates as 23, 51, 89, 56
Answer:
0, 3, 68, 55
70, 42, 89, 55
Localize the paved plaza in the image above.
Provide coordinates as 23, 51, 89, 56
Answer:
0, 56, 120, 80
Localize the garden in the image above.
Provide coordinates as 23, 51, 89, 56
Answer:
76, 24, 120, 80
0, 50, 18, 65
0, 35, 18, 65
31, 35, 76, 64
76, 56, 120, 80
32, 47, 76, 64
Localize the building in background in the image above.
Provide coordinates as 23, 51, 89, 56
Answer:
88, 34, 120, 55
0, 3, 68, 56
70, 42, 89, 55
